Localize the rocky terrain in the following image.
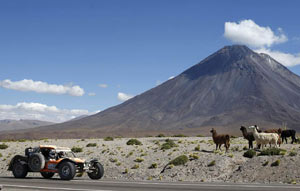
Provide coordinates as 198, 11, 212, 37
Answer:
1, 136, 300, 184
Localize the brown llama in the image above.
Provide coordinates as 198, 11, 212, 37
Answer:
240, 126, 255, 149
210, 128, 230, 152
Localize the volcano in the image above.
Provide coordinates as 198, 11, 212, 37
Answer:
3, 45, 300, 138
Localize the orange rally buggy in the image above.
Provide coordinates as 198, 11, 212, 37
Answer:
8, 145, 104, 180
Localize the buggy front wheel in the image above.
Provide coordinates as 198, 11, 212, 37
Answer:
87, 162, 104, 180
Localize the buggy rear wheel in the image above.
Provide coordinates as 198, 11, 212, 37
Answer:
87, 162, 104, 180
12, 162, 28, 178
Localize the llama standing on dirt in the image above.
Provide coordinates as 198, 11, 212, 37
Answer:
281, 129, 297, 144
248, 125, 279, 149
210, 128, 230, 152
240, 126, 255, 149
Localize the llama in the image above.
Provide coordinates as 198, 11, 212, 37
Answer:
248, 125, 279, 149
210, 128, 230, 152
264, 128, 282, 147
281, 129, 297, 144
264, 128, 282, 134
240, 126, 255, 149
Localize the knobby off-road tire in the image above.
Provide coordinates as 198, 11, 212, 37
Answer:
28, 153, 45, 172
41, 172, 55, 179
87, 162, 104, 180
58, 161, 76, 180
12, 162, 28, 178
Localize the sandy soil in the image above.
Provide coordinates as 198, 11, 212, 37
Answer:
0, 137, 300, 184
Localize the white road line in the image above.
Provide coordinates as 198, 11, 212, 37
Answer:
2, 184, 113, 191
72, 180, 300, 189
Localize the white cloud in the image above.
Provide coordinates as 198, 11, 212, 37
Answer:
0, 79, 84, 96
168, 76, 175, 80
0, 102, 95, 122
98, 84, 108, 88
88, 92, 96, 96
224, 19, 287, 48
255, 48, 300, 67
117, 92, 134, 102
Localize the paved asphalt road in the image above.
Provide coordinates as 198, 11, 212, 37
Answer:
1, 177, 300, 191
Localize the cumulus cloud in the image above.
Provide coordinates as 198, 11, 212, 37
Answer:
98, 84, 108, 88
0, 79, 84, 96
224, 19, 287, 48
255, 48, 300, 67
168, 76, 175, 80
0, 102, 95, 122
117, 92, 134, 101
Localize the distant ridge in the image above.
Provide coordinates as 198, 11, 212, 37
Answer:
0, 119, 54, 131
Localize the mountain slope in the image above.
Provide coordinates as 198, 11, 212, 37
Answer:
2, 45, 300, 138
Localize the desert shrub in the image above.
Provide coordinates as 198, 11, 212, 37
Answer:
262, 161, 269, 166
0, 153, 2, 157
109, 158, 118, 163
86, 143, 97, 147
168, 164, 174, 169
134, 158, 144, 163
18, 139, 27, 142
42, 138, 49, 142
156, 134, 165, 137
288, 179, 297, 184
259, 148, 286, 156
104, 136, 114, 141
230, 135, 238, 138
71, 146, 83, 153
140, 153, 147, 157
126, 151, 133, 158
189, 153, 199, 160
243, 149, 256, 158
231, 146, 240, 152
123, 168, 128, 174
127, 139, 142, 145
149, 163, 158, 169
194, 145, 200, 151
208, 160, 216, 167
131, 164, 139, 169
116, 162, 121, 166
0, 144, 8, 150
289, 151, 297, 156
161, 139, 178, 150
243, 146, 248, 150
271, 160, 280, 167
196, 134, 204, 137
172, 134, 188, 137
169, 155, 188, 166
228, 153, 234, 158
81, 139, 85, 141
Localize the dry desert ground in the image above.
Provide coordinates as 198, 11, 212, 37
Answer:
0, 136, 300, 184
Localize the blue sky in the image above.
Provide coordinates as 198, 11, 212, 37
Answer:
0, 0, 300, 122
